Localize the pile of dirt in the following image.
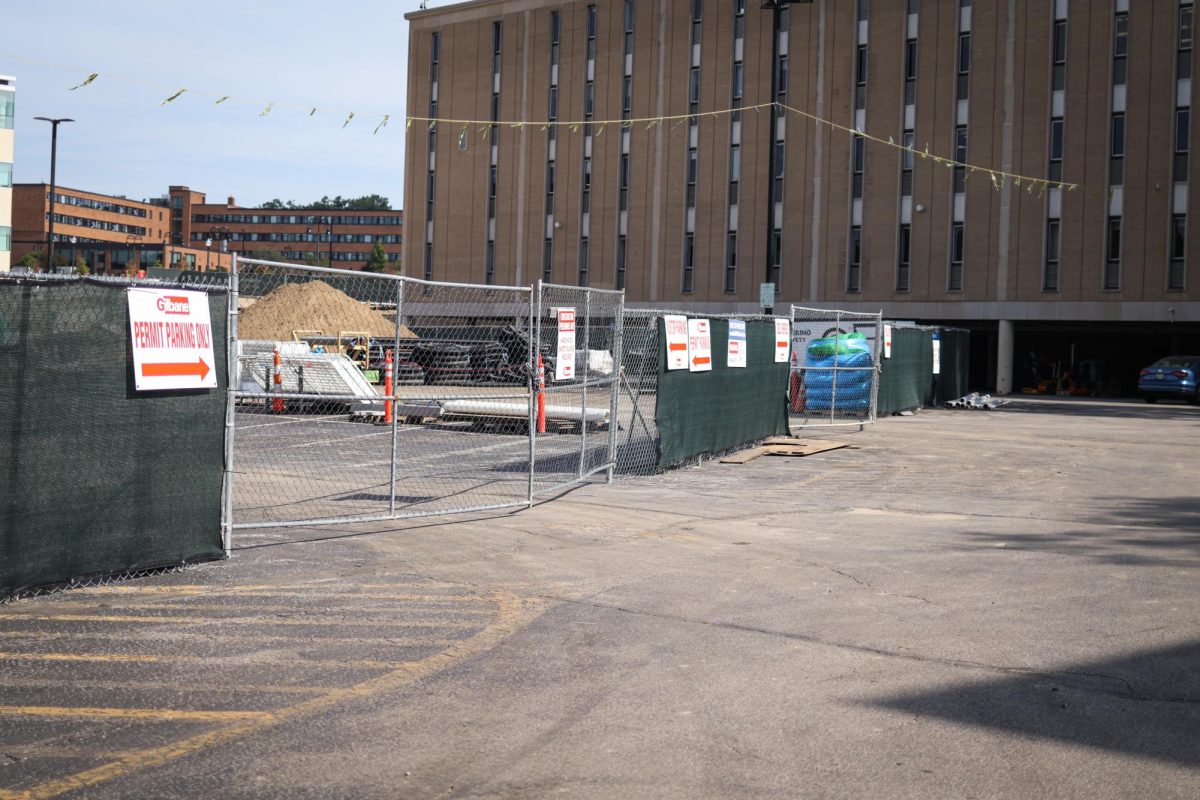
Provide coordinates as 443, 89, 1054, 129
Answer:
238, 280, 416, 341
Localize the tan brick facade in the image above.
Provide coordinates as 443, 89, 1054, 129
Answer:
405, 0, 1200, 327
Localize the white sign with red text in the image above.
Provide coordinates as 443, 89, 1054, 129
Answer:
128, 288, 218, 391
687, 318, 713, 372
727, 319, 747, 368
663, 314, 689, 371
774, 318, 791, 363
555, 308, 576, 381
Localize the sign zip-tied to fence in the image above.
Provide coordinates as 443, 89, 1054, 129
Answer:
788, 306, 883, 429
222, 257, 624, 536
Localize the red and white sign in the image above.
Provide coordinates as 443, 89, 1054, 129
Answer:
687, 318, 713, 373
883, 324, 893, 358
774, 318, 791, 363
663, 314, 689, 371
127, 288, 218, 391
555, 308, 576, 381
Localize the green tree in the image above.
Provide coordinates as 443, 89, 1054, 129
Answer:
75, 257, 90, 275
363, 241, 388, 273
18, 251, 42, 270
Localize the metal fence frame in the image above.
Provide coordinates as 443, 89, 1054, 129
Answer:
222, 257, 625, 538
615, 307, 786, 475
788, 305, 884, 430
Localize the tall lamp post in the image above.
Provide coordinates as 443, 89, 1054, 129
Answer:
306, 216, 335, 266
33, 116, 74, 272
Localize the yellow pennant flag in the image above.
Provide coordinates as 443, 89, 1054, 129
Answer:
215, 96, 230, 104
260, 102, 274, 117
161, 89, 187, 106
374, 114, 390, 134
69, 73, 99, 91
342, 112, 355, 129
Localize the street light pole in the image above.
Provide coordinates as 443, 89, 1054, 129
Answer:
327, 215, 334, 268
33, 116, 74, 272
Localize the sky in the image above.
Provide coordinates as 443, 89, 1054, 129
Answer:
4, 0, 449, 208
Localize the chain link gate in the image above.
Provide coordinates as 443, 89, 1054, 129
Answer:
788, 306, 883, 429
222, 258, 624, 533
531, 282, 624, 495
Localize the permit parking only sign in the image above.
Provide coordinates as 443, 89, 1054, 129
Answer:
128, 288, 218, 391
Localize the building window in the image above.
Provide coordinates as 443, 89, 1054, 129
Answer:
953, 126, 967, 192
1113, 11, 1129, 86
957, 33, 971, 99
1170, 214, 1187, 290
683, 233, 695, 293
0, 93, 13, 130
1180, 5, 1194, 80
543, 238, 553, 283
897, 224, 911, 292
485, 240, 495, 285
578, 237, 589, 286
616, 236, 627, 290
851, 135, 865, 198
0, 162, 12, 188
1044, 219, 1060, 291
1104, 217, 1121, 290
901, 131, 914, 196
1052, 19, 1067, 90
847, 226, 862, 293
1110, 112, 1125, 186
1048, 118, 1064, 182
724, 233, 737, 293
904, 39, 918, 104
949, 223, 964, 291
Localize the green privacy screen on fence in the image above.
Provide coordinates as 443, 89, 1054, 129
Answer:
877, 326, 971, 415
655, 317, 790, 467
0, 279, 226, 599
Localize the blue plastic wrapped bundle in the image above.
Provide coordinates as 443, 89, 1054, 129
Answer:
802, 336, 873, 411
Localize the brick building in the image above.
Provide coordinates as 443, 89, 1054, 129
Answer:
170, 186, 403, 270
11, 184, 231, 273
404, 0, 1200, 393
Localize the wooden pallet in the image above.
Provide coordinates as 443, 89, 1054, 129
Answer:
720, 438, 850, 464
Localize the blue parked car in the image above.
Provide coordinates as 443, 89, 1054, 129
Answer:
1138, 356, 1200, 404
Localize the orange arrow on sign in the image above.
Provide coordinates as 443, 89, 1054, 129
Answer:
668, 342, 688, 352
692, 355, 711, 366
141, 358, 211, 381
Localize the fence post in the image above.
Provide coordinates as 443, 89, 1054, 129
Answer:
605, 292, 624, 483
579, 291, 591, 480
389, 279, 403, 516
527, 285, 537, 506
220, 254, 240, 557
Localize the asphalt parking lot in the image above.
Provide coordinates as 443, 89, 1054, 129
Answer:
2, 397, 1199, 799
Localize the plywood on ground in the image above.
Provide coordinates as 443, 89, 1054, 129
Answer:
720, 439, 850, 464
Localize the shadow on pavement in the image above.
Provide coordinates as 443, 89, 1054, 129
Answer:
869, 640, 1200, 768
996, 397, 1200, 421
952, 497, 1200, 567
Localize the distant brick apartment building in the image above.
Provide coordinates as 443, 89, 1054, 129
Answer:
405, 0, 1200, 392
12, 184, 231, 273
10, 185, 403, 274
170, 186, 403, 270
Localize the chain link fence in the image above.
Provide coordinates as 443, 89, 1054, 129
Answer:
226, 258, 625, 530
1, 272, 227, 599
789, 306, 883, 428
531, 283, 624, 495
616, 308, 786, 475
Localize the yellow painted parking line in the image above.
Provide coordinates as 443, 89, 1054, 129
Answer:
94, 602, 495, 617
142, 592, 498, 604
0, 705, 274, 722
0, 613, 486, 629
2, 678, 333, 696
10, 591, 546, 800
0, 629, 456, 648
0, 652, 439, 671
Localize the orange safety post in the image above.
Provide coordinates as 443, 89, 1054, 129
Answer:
384, 349, 394, 424
536, 353, 547, 434
789, 371, 805, 413
272, 345, 284, 413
